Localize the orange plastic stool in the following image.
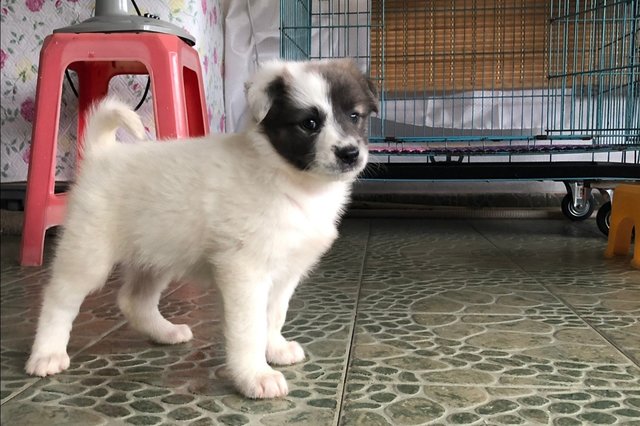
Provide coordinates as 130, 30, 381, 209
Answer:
604, 184, 639, 268
20, 32, 209, 266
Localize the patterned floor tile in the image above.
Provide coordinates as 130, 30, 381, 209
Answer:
1, 272, 49, 310
582, 314, 640, 364
2, 217, 639, 426
0, 276, 191, 404
290, 276, 360, 313
359, 277, 568, 315
61, 309, 354, 385
348, 312, 640, 389
549, 285, 640, 315
514, 256, 639, 279
1, 300, 126, 404
1, 259, 358, 405
2, 331, 130, 403
0, 267, 47, 290
469, 219, 606, 249
2, 373, 343, 426
368, 219, 496, 245
363, 220, 544, 281
340, 385, 640, 425
470, 219, 640, 277
1, 309, 355, 426
534, 269, 640, 289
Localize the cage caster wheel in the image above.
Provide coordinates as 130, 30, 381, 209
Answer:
561, 194, 595, 221
596, 201, 611, 236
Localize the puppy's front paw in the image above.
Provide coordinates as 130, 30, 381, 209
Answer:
237, 368, 289, 399
267, 340, 305, 366
152, 323, 193, 345
25, 351, 70, 377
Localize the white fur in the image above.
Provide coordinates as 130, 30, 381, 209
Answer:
25, 60, 372, 399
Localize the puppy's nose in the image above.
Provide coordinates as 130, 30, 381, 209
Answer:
334, 145, 360, 165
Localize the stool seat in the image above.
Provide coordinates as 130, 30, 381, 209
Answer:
604, 183, 639, 268
20, 32, 209, 266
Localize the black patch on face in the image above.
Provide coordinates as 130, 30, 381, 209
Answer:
259, 76, 326, 171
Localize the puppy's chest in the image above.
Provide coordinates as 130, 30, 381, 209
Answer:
276, 192, 342, 252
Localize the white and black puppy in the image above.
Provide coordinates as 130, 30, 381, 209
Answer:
25, 59, 378, 399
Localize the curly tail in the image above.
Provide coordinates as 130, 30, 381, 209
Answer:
83, 98, 146, 156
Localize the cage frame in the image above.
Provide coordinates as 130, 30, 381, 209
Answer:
280, 0, 639, 182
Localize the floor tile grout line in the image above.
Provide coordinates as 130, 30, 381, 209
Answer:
1, 267, 49, 286
0, 379, 40, 407
68, 279, 191, 358
11, 304, 632, 318
352, 309, 578, 316
521, 281, 640, 367
335, 219, 372, 426
68, 321, 129, 359
469, 221, 640, 369
327, 382, 640, 390
2, 318, 130, 407
11, 374, 639, 392
541, 292, 640, 367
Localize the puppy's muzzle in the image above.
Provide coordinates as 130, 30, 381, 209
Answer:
334, 145, 360, 166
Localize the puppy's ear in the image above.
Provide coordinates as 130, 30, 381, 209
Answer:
364, 76, 379, 114
245, 61, 289, 123
245, 80, 272, 123
332, 58, 379, 115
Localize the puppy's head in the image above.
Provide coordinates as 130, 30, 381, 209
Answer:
245, 59, 378, 181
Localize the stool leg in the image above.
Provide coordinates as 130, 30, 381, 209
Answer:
20, 64, 65, 266
183, 67, 207, 137
149, 57, 188, 139
181, 46, 209, 136
605, 216, 634, 258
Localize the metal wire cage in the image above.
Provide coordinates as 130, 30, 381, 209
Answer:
280, 0, 639, 181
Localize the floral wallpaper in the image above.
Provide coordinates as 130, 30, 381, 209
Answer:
0, 0, 224, 182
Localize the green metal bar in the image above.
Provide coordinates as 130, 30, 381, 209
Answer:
625, 0, 639, 145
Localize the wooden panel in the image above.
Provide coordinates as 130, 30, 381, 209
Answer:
370, 0, 551, 93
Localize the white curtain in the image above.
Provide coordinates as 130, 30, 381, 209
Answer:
223, 0, 280, 133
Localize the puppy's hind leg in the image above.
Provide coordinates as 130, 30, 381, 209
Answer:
26, 233, 114, 377
117, 267, 192, 344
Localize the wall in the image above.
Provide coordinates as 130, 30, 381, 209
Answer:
0, 0, 224, 182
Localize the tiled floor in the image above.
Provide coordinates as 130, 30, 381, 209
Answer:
1, 218, 639, 425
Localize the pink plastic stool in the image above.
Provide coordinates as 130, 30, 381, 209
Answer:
20, 32, 209, 266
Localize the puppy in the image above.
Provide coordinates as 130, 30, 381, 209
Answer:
25, 59, 378, 399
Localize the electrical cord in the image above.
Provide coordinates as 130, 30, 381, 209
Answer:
64, 0, 152, 111
130, 0, 141, 15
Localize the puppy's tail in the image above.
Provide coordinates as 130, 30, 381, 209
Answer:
83, 98, 146, 156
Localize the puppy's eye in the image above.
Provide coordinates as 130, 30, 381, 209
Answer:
349, 112, 361, 124
301, 119, 319, 132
